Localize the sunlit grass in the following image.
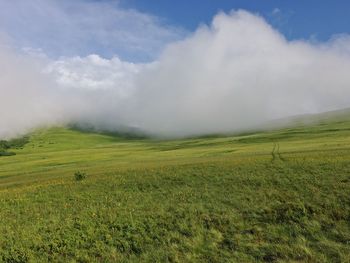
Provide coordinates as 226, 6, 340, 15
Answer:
0, 119, 349, 262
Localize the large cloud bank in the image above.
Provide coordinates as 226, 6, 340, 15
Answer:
1, 10, 350, 138
0, 44, 64, 138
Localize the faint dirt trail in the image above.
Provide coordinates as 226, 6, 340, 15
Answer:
271, 142, 284, 162
271, 142, 277, 162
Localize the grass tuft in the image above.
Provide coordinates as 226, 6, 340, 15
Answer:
74, 171, 87, 181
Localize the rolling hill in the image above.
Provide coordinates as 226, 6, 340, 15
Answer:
0, 113, 349, 262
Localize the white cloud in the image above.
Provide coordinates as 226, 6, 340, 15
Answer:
46, 55, 141, 96
1, 10, 350, 138
129, 10, 350, 136
0, 44, 64, 139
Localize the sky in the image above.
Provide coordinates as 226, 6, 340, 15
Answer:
1, 0, 350, 61
1, 0, 350, 138
123, 0, 350, 42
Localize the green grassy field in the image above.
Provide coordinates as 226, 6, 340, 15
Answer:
0, 118, 349, 262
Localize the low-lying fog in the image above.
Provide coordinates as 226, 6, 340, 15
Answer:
1, 10, 350, 139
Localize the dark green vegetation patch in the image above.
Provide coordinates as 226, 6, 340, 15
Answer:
0, 136, 28, 157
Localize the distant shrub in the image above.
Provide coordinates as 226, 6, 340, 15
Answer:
0, 140, 10, 150
8, 137, 29, 149
74, 171, 87, 181
0, 136, 28, 157
0, 151, 16, 157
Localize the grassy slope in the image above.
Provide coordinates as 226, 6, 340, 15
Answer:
0, 119, 349, 262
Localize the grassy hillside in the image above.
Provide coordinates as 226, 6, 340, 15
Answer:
0, 118, 349, 262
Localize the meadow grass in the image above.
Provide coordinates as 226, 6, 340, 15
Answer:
0, 119, 349, 262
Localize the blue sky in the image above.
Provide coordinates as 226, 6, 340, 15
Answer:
122, 0, 350, 41
1, 0, 350, 61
